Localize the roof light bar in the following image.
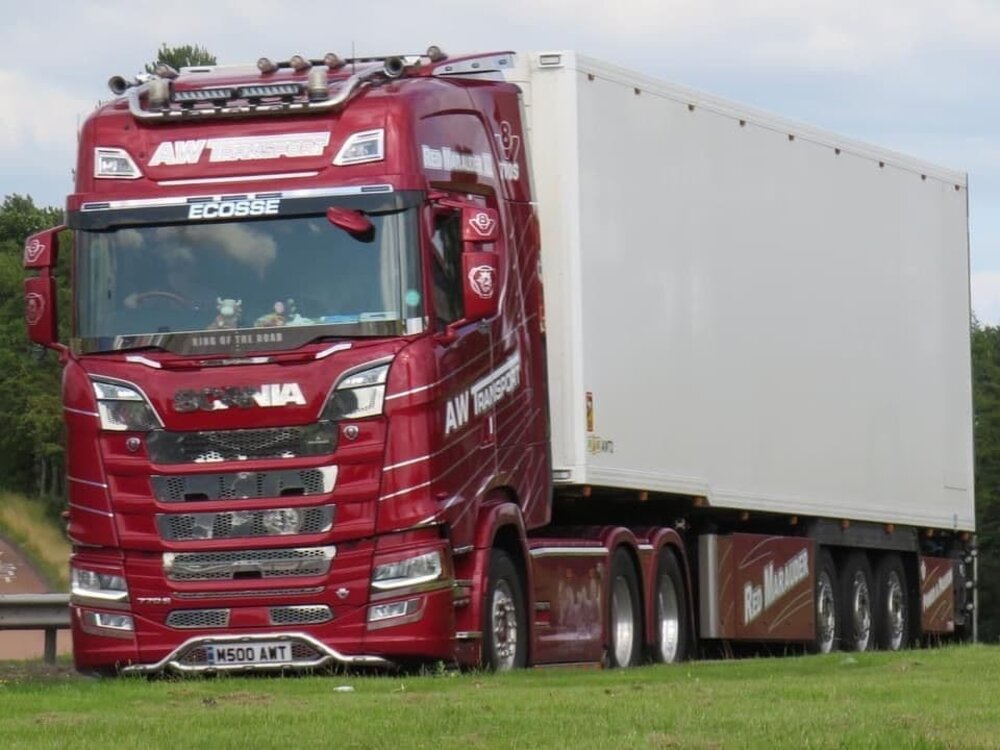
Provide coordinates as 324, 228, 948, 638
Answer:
238, 83, 302, 99
173, 87, 235, 102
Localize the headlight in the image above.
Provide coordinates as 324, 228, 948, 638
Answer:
72, 567, 129, 603
322, 363, 389, 421
93, 379, 161, 431
372, 550, 443, 591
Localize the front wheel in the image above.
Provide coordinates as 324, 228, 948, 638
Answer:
482, 549, 527, 671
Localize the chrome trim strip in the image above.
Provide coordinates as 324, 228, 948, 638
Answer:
160, 172, 319, 186
68, 476, 108, 489
80, 184, 395, 212
315, 342, 352, 360
378, 480, 431, 502
383, 453, 432, 472
529, 547, 607, 558
638, 544, 655, 552
455, 631, 482, 640
125, 355, 162, 369
119, 632, 391, 674
64, 406, 100, 418
68, 502, 114, 517
370, 579, 452, 602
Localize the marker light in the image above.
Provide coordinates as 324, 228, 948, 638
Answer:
94, 148, 142, 179
333, 129, 385, 166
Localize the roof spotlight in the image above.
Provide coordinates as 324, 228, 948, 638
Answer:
426, 45, 447, 62
154, 63, 179, 80
257, 57, 279, 74
290, 55, 311, 72
323, 53, 345, 70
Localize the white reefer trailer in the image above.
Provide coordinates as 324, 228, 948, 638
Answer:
505, 52, 974, 649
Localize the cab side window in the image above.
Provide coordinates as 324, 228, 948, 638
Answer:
431, 212, 464, 329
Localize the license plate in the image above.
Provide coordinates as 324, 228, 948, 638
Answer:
205, 641, 291, 666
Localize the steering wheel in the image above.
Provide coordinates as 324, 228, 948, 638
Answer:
123, 291, 194, 310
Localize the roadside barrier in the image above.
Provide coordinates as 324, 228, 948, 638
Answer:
0, 593, 70, 664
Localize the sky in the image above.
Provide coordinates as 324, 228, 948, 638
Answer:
2, 0, 998, 321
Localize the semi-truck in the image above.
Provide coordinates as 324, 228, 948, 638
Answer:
23, 48, 975, 674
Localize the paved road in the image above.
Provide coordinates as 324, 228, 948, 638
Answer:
0, 537, 72, 660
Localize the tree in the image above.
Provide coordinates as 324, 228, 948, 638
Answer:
145, 43, 217, 73
0, 194, 66, 500
971, 319, 1000, 641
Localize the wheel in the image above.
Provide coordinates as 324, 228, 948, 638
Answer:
839, 551, 874, 652
808, 548, 839, 653
482, 549, 526, 671
607, 548, 642, 668
652, 549, 688, 664
874, 554, 910, 651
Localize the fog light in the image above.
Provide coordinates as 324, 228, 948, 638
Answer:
80, 610, 135, 639
368, 597, 421, 626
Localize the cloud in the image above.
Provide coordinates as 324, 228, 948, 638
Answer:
972, 271, 1000, 326
0, 71, 92, 152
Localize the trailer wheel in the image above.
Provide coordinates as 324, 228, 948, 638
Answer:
809, 548, 839, 654
874, 554, 909, 651
840, 551, 874, 652
607, 548, 642, 668
652, 549, 688, 664
483, 549, 526, 671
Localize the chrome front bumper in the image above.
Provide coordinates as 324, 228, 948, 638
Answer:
119, 631, 392, 675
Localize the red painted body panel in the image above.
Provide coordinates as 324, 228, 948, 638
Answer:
919, 555, 956, 635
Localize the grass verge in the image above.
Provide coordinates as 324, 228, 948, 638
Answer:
0, 645, 997, 748
0, 491, 70, 590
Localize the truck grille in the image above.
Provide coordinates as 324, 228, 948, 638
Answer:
166, 609, 231, 629
164, 546, 336, 581
147, 423, 337, 464
269, 605, 333, 626
151, 468, 336, 503
157, 505, 335, 541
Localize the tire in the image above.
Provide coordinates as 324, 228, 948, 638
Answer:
652, 549, 689, 664
482, 549, 527, 671
607, 548, 642, 668
874, 554, 910, 651
839, 551, 874, 652
809, 547, 839, 654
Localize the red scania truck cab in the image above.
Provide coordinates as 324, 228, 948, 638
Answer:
25, 49, 975, 674
27, 50, 552, 672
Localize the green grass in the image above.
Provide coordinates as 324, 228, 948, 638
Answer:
0, 491, 70, 590
1, 646, 998, 748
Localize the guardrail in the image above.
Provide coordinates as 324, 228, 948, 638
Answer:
0, 593, 70, 664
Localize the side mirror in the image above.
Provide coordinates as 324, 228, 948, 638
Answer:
23, 225, 64, 269
23, 225, 66, 350
25, 276, 58, 347
461, 251, 499, 321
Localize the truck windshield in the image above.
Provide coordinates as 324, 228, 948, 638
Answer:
75, 207, 422, 354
